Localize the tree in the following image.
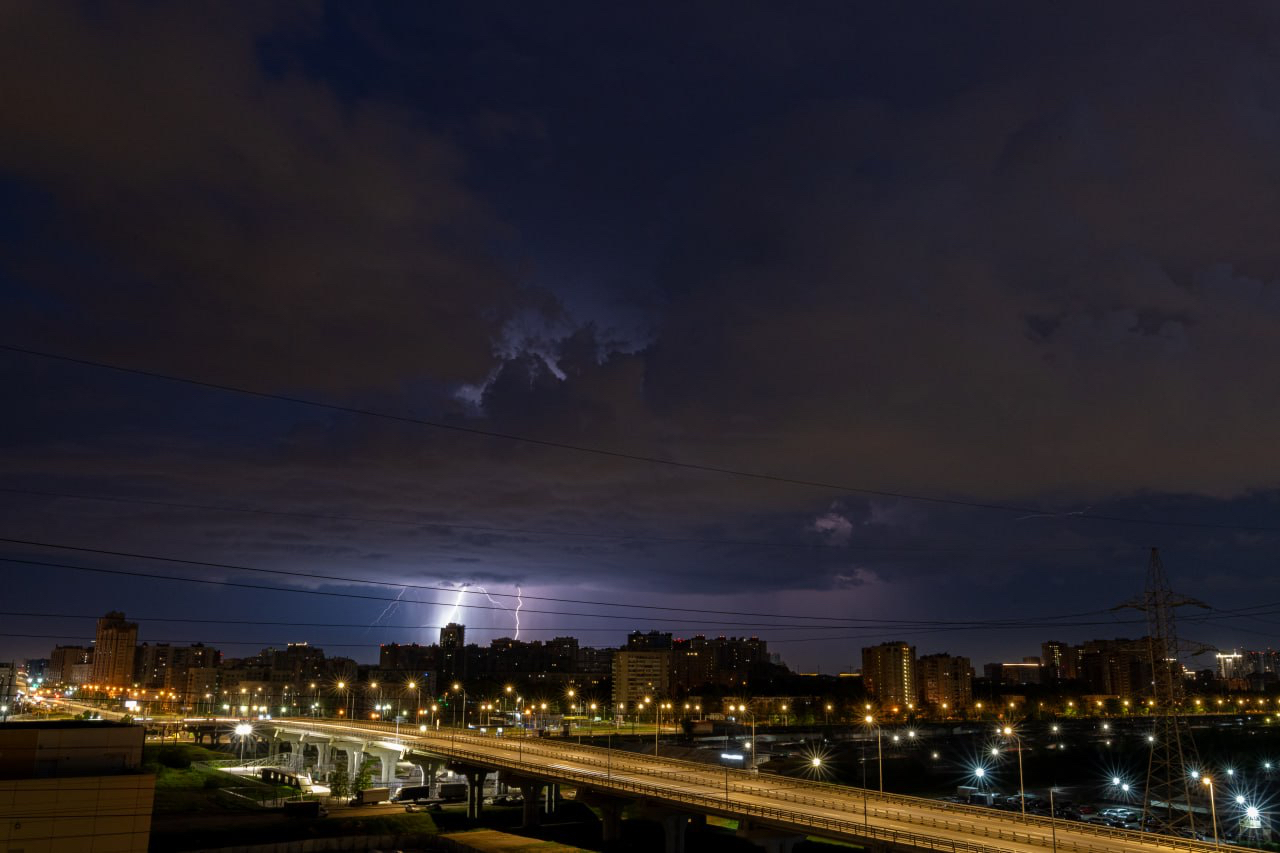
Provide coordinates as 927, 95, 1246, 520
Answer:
328, 766, 350, 801
354, 757, 375, 793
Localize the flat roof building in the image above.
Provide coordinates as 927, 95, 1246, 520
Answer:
0, 720, 154, 852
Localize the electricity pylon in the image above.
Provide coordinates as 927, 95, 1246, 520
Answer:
1118, 547, 1208, 837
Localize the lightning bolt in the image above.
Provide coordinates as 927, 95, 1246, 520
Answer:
370, 586, 407, 631
445, 585, 469, 624
444, 584, 518, 636
514, 585, 523, 640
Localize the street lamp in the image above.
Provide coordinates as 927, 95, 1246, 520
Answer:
452, 682, 466, 728
1002, 725, 1026, 821
234, 722, 253, 764
336, 681, 351, 718
1201, 776, 1220, 850
737, 704, 757, 771
864, 714, 883, 791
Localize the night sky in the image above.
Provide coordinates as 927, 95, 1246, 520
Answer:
4, 2, 1280, 674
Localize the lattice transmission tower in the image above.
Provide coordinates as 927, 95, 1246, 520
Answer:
1118, 547, 1208, 837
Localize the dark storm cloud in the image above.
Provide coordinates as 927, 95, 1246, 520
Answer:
648, 9, 1280, 501
6, 3, 1280, 670
0, 2, 517, 391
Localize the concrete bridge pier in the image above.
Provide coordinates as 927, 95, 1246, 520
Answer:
465, 769, 488, 820
272, 731, 304, 769
365, 745, 402, 786
298, 735, 336, 776
521, 782, 545, 827
348, 748, 364, 777
633, 803, 693, 853
500, 772, 548, 828
735, 820, 805, 853
576, 790, 629, 843
405, 756, 440, 791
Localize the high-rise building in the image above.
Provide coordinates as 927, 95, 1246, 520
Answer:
672, 636, 717, 690
1041, 641, 1080, 681
440, 623, 466, 683
917, 653, 972, 709
49, 646, 92, 684
626, 630, 673, 650
861, 642, 917, 708
611, 650, 672, 713
379, 643, 436, 673
1243, 649, 1280, 676
0, 662, 24, 710
1078, 638, 1149, 696
1216, 651, 1244, 681
91, 612, 138, 688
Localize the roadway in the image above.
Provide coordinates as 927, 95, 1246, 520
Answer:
272, 717, 1224, 853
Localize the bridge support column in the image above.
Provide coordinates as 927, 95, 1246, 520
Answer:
544, 782, 559, 814
634, 803, 691, 853
735, 821, 805, 853
661, 813, 689, 853
500, 772, 548, 828
365, 746, 402, 786
465, 769, 488, 820
576, 790, 629, 843
273, 732, 304, 770
520, 782, 544, 827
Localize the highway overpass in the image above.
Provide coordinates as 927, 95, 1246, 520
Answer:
262, 717, 1226, 853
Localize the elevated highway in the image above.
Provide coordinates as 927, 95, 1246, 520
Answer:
267, 717, 1223, 853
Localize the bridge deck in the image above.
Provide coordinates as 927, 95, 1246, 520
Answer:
273, 718, 1220, 853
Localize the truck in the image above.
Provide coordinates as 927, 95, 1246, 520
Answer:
437, 782, 468, 802
349, 786, 391, 806
282, 799, 327, 818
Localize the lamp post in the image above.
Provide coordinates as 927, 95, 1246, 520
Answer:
452, 682, 466, 728
1202, 776, 1220, 850
865, 714, 883, 791
655, 700, 662, 755
1002, 725, 1026, 821
234, 722, 253, 764
408, 680, 419, 719
1048, 786, 1059, 853
738, 704, 757, 771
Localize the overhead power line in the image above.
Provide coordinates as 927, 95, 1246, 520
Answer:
0, 486, 1113, 556
0, 552, 1142, 635
0, 607, 1149, 634
5, 343, 1277, 534
0, 535, 1111, 626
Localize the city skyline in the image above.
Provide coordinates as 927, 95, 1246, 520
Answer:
6, 5, 1280, 673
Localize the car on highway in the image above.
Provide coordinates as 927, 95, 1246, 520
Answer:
483, 793, 524, 806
